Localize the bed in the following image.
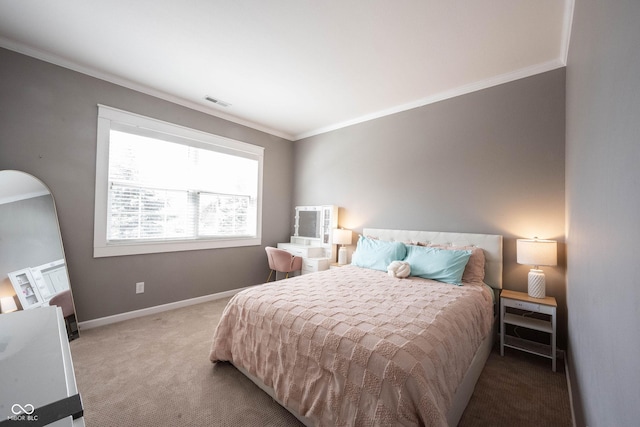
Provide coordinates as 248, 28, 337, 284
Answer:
210, 228, 503, 426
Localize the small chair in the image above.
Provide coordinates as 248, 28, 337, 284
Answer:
265, 247, 303, 282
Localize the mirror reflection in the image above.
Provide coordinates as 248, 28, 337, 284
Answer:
0, 170, 78, 340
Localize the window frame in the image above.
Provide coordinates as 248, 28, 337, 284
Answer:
94, 105, 263, 258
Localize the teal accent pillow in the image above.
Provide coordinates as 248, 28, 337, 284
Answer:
351, 235, 407, 271
404, 245, 472, 285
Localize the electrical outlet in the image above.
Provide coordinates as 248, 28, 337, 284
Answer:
136, 282, 144, 294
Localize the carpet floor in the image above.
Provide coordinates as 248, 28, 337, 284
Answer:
70, 297, 572, 426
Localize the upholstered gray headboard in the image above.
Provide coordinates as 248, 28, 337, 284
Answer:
362, 228, 503, 289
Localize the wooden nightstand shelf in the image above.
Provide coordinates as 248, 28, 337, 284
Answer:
500, 289, 557, 371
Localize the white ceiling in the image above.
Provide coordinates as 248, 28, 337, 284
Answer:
0, 170, 49, 205
0, 1, 573, 141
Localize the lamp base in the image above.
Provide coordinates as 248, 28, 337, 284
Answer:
338, 246, 347, 265
528, 269, 546, 298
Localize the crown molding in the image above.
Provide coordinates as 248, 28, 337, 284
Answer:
0, 38, 295, 141
560, 0, 575, 65
2, 33, 570, 143
294, 59, 566, 141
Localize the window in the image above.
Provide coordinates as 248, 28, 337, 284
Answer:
94, 105, 263, 257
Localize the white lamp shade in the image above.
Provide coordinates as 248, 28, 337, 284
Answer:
333, 228, 352, 246
1, 296, 18, 313
516, 239, 557, 267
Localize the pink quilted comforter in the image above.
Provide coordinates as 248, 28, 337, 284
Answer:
210, 265, 493, 426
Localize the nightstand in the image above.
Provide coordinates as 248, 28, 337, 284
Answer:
500, 289, 557, 371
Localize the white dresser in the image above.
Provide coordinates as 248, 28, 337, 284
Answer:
0, 306, 84, 426
277, 242, 330, 274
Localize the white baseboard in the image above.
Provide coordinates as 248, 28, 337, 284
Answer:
564, 351, 577, 427
78, 286, 251, 330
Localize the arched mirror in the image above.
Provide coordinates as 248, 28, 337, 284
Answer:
0, 170, 78, 340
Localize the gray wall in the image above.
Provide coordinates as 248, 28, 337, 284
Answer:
0, 48, 295, 322
566, 1, 640, 426
295, 69, 567, 346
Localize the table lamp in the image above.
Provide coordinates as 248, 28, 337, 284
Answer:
1, 296, 18, 313
516, 238, 557, 298
333, 228, 352, 265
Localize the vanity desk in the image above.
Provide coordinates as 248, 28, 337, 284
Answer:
277, 205, 338, 275
277, 241, 330, 274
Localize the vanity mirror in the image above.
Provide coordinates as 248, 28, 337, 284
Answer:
0, 170, 79, 340
289, 205, 339, 259
295, 206, 322, 240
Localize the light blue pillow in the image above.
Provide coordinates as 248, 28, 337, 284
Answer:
351, 235, 407, 271
404, 245, 472, 285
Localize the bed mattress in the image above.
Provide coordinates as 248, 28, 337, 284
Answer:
210, 265, 494, 426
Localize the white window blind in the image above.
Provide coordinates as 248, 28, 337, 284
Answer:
94, 105, 263, 257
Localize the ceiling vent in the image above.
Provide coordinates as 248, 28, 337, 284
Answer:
204, 96, 231, 108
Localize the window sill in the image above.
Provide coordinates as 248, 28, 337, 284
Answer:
93, 236, 261, 258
